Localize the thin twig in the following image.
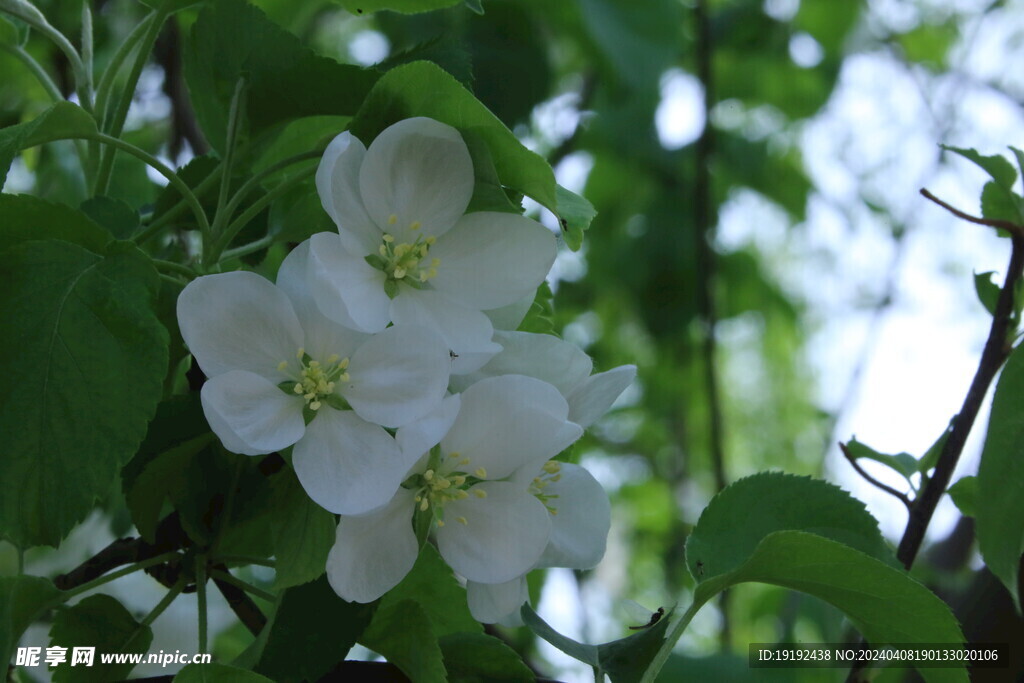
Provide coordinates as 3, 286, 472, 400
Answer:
211, 565, 268, 636
838, 443, 912, 510
920, 188, 1024, 238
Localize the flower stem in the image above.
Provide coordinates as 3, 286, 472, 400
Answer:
153, 258, 197, 279
195, 556, 208, 653
55, 551, 181, 605
211, 78, 247, 240
93, 14, 155, 128
217, 555, 277, 568
134, 162, 223, 246
209, 569, 275, 604
141, 576, 186, 628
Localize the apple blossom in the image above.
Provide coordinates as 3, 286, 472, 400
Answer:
325, 375, 583, 603
309, 117, 557, 373
176, 241, 451, 515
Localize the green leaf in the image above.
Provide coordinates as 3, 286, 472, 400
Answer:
269, 470, 336, 589
842, 437, 918, 481
946, 476, 978, 518
349, 61, 591, 239
517, 282, 556, 336
974, 270, 1000, 315
377, 36, 474, 87
335, 0, 461, 14
49, 594, 153, 682
942, 145, 1023, 224
0, 16, 18, 45
557, 184, 597, 251
0, 193, 111, 253
361, 599, 447, 683
463, 0, 483, 14
977, 342, 1024, 606
175, 663, 274, 682
0, 102, 96, 186
80, 196, 140, 240
577, 0, 681, 92
521, 604, 673, 682
0, 576, 61, 670
185, 0, 379, 152
0, 239, 167, 547
685, 472, 895, 582
438, 632, 533, 683
690, 531, 966, 683
463, 130, 523, 215
378, 544, 481, 637
122, 395, 215, 542
897, 21, 958, 68
255, 576, 376, 682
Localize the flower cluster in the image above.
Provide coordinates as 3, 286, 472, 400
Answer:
177, 117, 635, 624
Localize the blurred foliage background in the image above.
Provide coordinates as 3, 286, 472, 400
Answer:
3, 0, 1024, 680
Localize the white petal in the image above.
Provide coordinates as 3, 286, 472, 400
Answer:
397, 394, 461, 464
484, 293, 534, 331
567, 365, 637, 429
343, 325, 450, 428
537, 464, 610, 569
308, 232, 392, 333
177, 272, 303, 380
450, 331, 593, 396
277, 240, 369, 362
444, 376, 579, 479
359, 117, 473, 243
200, 370, 305, 455
466, 576, 528, 624
429, 212, 557, 310
315, 132, 381, 255
437, 481, 550, 584
326, 489, 418, 603
293, 408, 410, 515
389, 288, 501, 374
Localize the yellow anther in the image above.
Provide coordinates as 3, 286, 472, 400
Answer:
431, 258, 441, 268
456, 490, 469, 499
339, 358, 349, 369
448, 451, 461, 459
425, 236, 437, 245
393, 267, 407, 279
452, 475, 466, 486
293, 383, 304, 394
414, 495, 422, 502
456, 516, 468, 525
427, 268, 438, 279
308, 360, 320, 368
460, 458, 470, 466
543, 461, 561, 474
419, 271, 429, 282
296, 347, 305, 359
437, 478, 451, 489
436, 519, 445, 527
383, 233, 395, 243
473, 488, 487, 499
409, 221, 421, 231
310, 400, 321, 411
474, 467, 487, 479
424, 470, 434, 481
379, 244, 388, 256
420, 498, 429, 511
325, 354, 339, 365
388, 214, 398, 225
340, 372, 350, 383
278, 360, 289, 372
550, 508, 558, 516
550, 474, 562, 482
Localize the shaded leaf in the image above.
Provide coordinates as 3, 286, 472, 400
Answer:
439, 632, 533, 682
49, 594, 153, 682
361, 599, 447, 683
974, 270, 1001, 316
335, 0, 461, 14
0, 193, 111, 253
269, 470, 336, 589
175, 663, 274, 682
378, 544, 481, 637
0, 576, 60, 670
0, 240, 167, 546
942, 145, 1023, 224
946, 476, 977, 519
80, 196, 139, 240
0, 102, 96, 186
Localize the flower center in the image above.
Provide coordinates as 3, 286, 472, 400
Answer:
364, 216, 441, 294
530, 460, 561, 515
277, 348, 349, 411
407, 451, 489, 527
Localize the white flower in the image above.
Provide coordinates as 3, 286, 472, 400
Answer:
176, 241, 451, 515
310, 117, 557, 373
451, 330, 637, 428
325, 375, 583, 603
466, 461, 611, 624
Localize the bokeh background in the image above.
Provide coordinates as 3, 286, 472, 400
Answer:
3, 0, 1024, 680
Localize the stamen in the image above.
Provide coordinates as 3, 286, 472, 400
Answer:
474, 467, 487, 479
473, 489, 487, 499
277, 360, 289, 372
388, 214, 398, 225
456, 516, 467, 525
409, 221, 421, 231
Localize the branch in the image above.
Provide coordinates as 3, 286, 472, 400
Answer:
920, 188, 1024, 239
838, 443, 912, 510
211, 563, 268, 637
895, 234, 1024, 569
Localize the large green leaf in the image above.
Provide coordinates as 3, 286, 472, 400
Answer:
348, 61, 596, 249
254, 575, 376, 681
977, 342, 1024, 606
689, 532, 966, 683
49, 594, 153, 682
184, 0, 379, 152
0, 102, 96, 186
0, 194, 111, 254
175, 663, 274, 682
269, 470, 336, 589
79, 196, 140, 241
684, 472, 895, 581
376, 544, 481, 637
0, 576, 61, 671
0, 239, 167, 547
438, 632, 534, 683
334, 0, 461, 14
361, 599, 447, 683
